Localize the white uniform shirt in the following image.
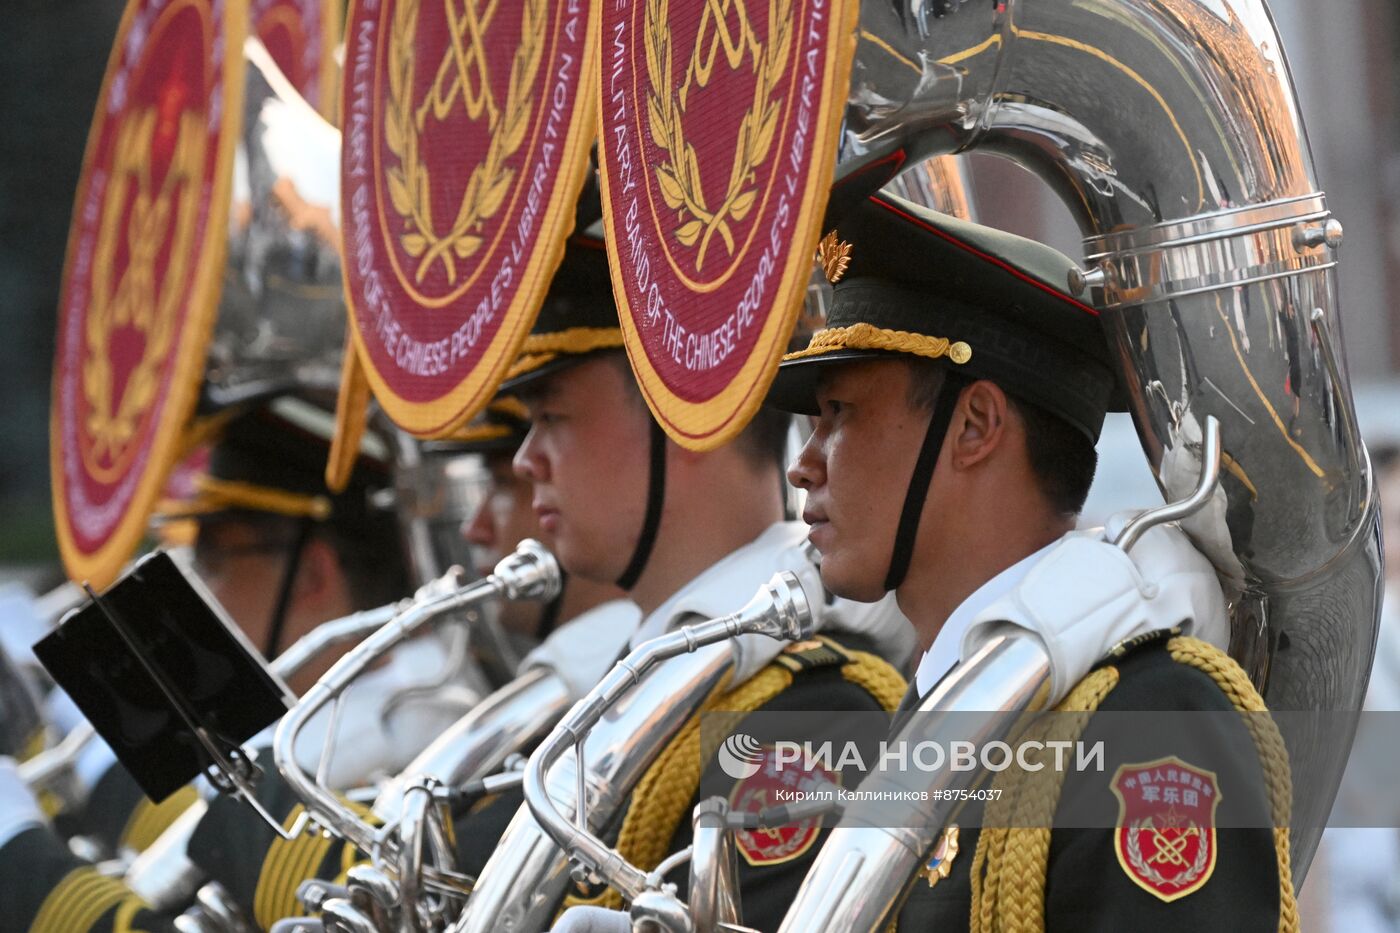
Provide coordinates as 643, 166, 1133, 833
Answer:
912, 544, 1051, 699
633, 521, 915, 682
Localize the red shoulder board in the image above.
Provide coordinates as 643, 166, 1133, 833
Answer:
1111, 756, 1221, 902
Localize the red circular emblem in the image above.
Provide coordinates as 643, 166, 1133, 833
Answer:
251, 0, 341, 118
727, 744, 834, 867
51, 0, 244, 588
598, 0, 858, 449
341, 0, 599, 437
1111, 756, 1221, 902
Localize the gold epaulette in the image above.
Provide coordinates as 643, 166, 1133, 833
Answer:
772, 634, 854, 673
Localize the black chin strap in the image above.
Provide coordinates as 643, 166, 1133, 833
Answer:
265, 517, 315, 660
616, 420, 667, 590
884, 374, 966, 592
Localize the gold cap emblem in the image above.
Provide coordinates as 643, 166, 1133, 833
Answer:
949, 341, 972, 365
817, 230, 852, 284
923, 824, 961, 888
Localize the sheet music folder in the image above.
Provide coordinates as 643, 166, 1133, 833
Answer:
35, 550, 293, 803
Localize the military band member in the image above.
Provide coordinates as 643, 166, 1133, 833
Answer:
495, 229, 912, 928
0, 393, 433, 932
183, 389, 640, 929
769, 192, 1297, 931
153, 228, 908, 931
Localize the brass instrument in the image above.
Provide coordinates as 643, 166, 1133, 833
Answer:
270, 540, 560, 893
764, 0, 1379, 926
447, 573, 815, 933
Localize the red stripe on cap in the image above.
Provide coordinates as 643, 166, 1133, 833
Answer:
569, 233, 607, 250
871, 196, 1100, 317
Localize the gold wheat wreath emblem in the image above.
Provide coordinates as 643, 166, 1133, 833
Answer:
645, 0, 792, 273
385, 0, 544, 286
82, 106, 204, 481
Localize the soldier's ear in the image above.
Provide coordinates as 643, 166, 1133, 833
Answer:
947, 380, 1009, 471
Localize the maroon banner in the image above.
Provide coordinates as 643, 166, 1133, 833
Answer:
598, 0, 858, 449
341, 0, 599, 437
251, 0, 341, 117
51, 0, 244, 588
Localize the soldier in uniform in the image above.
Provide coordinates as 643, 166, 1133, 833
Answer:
182, 385, 640, 929
75, 226, 904, 931
769, 191, 1297, 930
0, 392, 440, 932
486, 226, 912, 929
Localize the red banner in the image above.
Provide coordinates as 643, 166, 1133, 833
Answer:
340, 0, 599, 437
251, 0, 341, 118
51, 0, 244, 588
598, 0, 858, 449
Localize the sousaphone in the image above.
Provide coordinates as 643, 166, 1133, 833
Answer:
596, 0, 1380, 891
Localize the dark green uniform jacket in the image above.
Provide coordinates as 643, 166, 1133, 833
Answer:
897, 642, 1286, 932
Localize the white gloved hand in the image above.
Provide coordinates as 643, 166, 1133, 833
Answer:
961, 521, 1229, 704
0, 755, 45, 850
549, 905, 633, 933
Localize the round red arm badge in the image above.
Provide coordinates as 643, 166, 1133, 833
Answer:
1111, 756, 1221, 902
727, 744, 835, 867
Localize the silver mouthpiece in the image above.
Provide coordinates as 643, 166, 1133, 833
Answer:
492, 539, 561, 603
732, 571, 816, 642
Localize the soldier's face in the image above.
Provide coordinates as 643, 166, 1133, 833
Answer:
787, 359, 929, 602
194, 516, 294, 644
514, 356, 652, 586
463, 451, 548, 636
463, 452, 540, 565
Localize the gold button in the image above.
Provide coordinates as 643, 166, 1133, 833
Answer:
949, 341, 972, 365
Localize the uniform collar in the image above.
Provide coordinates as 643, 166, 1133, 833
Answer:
913, 542, 1055, 697
629, 522, 809, 648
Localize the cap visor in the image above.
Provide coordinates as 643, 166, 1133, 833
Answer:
766, 349, 889, 415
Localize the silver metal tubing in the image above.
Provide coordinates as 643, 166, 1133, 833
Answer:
270, 604, 402, 681
688, 799, 742, 933
777, 632, 1051, 933
320, 899, 378, 933
194, 882, 256, 933
274, 541, 559, 853
449, 573, 814, 933
125, 800, 210, 909
206, 37, 346, 402
1309, 309, 1365, 475
523, 573, 813, 902
371, 666, 571, 823
18, 721, 95, 790
1113, 416, 1223, 553
651, 847, 694, 885
397, 783, 433, 933
630, 890, 697, 933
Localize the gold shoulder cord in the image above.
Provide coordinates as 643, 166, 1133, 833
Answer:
964, 637, 1298, 933
118, 785, 199, 853
563, 641, 905, 913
